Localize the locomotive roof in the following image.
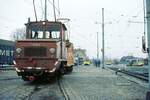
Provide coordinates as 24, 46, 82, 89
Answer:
0, 39, 14, 46
17, 39, 61, 42
25, 21, 67, 31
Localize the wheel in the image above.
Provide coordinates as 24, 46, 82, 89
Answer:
70, 66, 73, 72
68, 66, 73, 73
57, 62, 66, 78
59, 67, 66, 75
22, 76, 29, 81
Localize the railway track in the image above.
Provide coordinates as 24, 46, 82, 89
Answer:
109, 67, 148, 82
0, 67, 14, 70
22, 78, 70, 100
22, 84, 41, 100
58, 78, 70, 100
0, 72, 70, 100
0, 77, 21, 81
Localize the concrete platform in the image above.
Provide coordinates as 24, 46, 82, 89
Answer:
62, 65, 148, 100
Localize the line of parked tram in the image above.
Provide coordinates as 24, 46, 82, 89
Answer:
0, 39, 14, 66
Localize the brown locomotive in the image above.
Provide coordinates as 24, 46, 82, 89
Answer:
14, 19, 74, 81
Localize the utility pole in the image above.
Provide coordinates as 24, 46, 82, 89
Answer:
97, 32, 99, 66
102, 8, 105, 69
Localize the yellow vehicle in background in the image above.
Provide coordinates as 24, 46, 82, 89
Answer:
127, 59, 144, 66
131, 60, 144, 66
83, 60, 91, 65
105, 60, 112, 65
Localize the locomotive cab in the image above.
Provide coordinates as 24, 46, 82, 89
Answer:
14, 20, 67, 81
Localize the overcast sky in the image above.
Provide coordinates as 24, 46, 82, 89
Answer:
0, 0, 147, 59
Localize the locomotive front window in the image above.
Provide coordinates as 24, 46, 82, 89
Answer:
45, 31, 60, 39
32, 31, 43, 39
50, 31, 60, 38
27, 23, 62, 39
31, 30, 60, 39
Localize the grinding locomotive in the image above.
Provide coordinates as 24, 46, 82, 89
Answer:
14, 18, 74, 81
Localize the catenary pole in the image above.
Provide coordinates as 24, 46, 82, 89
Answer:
97, 32, 99, 66
102, 8, 105, 69
146, 0, 150, 89
145, 0, 150, 99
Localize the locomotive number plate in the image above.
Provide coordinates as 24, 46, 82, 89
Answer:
31, 43, 41, 46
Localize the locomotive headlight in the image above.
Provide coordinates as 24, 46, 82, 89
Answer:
16, 48, 22, 53
49, 48, 56, 54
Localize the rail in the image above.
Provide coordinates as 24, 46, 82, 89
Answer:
57, 78, 70, 100
109, 67, 148, 82
0, 77, 21, 81
0, 65, 14, 70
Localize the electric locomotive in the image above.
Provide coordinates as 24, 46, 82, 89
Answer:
14, 18, 70, 81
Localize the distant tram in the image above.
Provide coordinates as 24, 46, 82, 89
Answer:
0, 39, 14, 65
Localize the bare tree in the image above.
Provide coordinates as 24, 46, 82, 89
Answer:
11, 27, 26, 41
